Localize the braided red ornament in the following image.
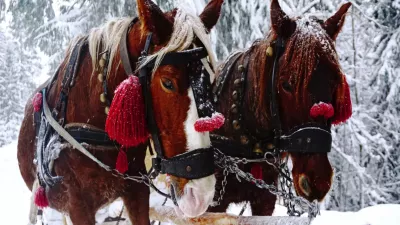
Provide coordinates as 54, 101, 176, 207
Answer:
105, 76, 148, 147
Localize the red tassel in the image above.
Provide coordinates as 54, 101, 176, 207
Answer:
33, 92, 43, 112
332, 76, 352, 125
116, 148, 129, 173
251, 164, 263, 180
106, 76, 148, 147
34, 186, 49, 208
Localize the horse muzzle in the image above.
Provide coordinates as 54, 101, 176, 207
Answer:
170, 175, 216, 218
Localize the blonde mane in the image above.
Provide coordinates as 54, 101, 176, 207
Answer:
139, 8, 217, 81
84, 8, 216, 82
87, 18, 134, 78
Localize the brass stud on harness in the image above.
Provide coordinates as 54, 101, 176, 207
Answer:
267, 143, 275, 150
234, 79, 241, 87
232, 120, 240, 130
99, 58, 106, 68
98, 73, 104, 82
232, 91, 238, 100
186, 166, 192, 172
231, 104, 238, 114
105, 106, 110, 115
100, 93, 106, 103
266, 46, 274, 57
253, 148, 263, 155
240, 135, 249, 145
238, 65, 244, 72
253, 143, 263, 154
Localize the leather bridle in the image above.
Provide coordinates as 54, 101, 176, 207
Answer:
119, 18, 216, 180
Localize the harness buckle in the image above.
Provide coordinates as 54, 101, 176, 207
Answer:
152, 157, 162, 174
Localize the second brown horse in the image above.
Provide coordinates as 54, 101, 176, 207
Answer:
210, 0, 352, 216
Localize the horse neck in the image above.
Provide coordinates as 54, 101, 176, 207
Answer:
214, 38, 274, 139
242, 39, 274, 137
62, 37, 134, 129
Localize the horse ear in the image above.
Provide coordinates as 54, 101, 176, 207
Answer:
323, 3, 352, 40
200, 0, 224, 32
137, 0, 173, 44
270, 0, 296, 38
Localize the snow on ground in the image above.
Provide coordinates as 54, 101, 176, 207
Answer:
0, 141, 32, 224
1, 141, 399, 225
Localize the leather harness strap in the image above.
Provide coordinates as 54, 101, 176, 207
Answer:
119, 18, 139, 75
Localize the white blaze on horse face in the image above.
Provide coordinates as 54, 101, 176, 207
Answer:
174, 87, 215, 217
184, 87, 212, 150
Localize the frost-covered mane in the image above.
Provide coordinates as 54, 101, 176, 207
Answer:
282, 15, 341, 104
84, 8, 216, 81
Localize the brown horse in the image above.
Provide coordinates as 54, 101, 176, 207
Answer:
210, 0, 352, 216
17, 0, 224, 224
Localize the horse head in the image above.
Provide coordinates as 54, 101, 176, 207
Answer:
101, 0, 224, 218
269, 0, 352, 202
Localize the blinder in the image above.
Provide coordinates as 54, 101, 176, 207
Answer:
119, 20, 215, 180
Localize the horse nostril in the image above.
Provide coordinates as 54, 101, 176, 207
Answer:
299, 174, 311, 197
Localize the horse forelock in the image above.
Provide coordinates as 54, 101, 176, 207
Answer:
139, 8, 217, 83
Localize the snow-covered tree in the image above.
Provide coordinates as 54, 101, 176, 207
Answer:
0, 27, 40, 146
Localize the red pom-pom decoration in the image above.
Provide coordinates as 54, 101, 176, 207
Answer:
34, 186, 49, 208
33, 92, 43, 112
106, 76, 148, 147
310, 102, 334, 120
194, 112, 225, 132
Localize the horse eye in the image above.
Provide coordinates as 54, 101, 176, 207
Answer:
161, 77, 175, 92
282, 81, 292, 92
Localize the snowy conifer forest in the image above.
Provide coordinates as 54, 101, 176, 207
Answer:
0, 0, 399, 222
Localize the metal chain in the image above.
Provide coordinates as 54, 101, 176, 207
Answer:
278, 156, 302, 216
212, 167, 228, 206
214, 149, 320, 219
102, 149, 319, 219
